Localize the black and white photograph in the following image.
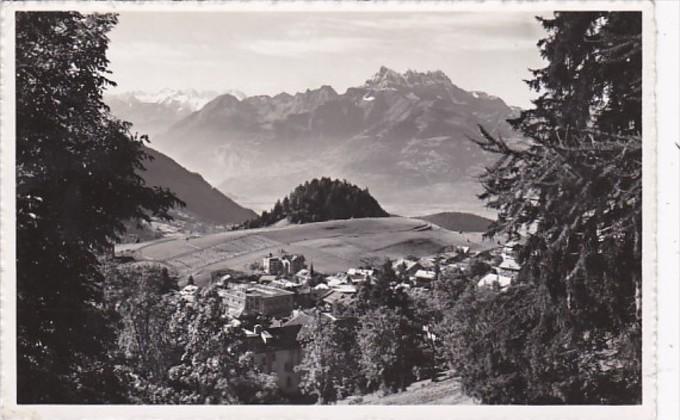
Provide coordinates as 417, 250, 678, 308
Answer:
0, 1, 672, 418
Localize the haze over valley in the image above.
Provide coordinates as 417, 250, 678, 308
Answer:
106, 67, 521, 218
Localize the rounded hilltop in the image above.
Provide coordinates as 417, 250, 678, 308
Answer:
241, 177, 389, 229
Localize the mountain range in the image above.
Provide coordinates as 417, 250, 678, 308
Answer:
105, 88, 246, 137
107, 68, 521, 217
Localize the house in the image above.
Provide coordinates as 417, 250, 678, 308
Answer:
392, 259, 423, 276
295, 268, 312, 284
263, 255, 285, 275
245, 324, 305, 395
221, 284, 294, 317
282, 254, 306, 275
477, 272, 512, 289
498, 257, 521, 279
413, 269, 437, 287
263, 253, 306, 276
347, 268, 374, 283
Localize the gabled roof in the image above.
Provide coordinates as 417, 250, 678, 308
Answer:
283, 310, 315, 327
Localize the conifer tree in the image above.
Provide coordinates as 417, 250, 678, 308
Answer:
458, 11, 642, 403
16, 12, 183, 402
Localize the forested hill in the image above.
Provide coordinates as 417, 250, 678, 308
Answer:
241, 177, 389, 228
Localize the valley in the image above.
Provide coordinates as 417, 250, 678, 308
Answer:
107, 67, 521, 218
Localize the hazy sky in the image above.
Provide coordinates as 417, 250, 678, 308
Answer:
107, 12, 549, 108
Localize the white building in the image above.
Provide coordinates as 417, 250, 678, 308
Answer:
477, 272, 512, 289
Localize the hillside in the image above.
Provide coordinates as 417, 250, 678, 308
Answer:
140, 147, 257, 226
243, 177, 389, 228
417, 212, 494, 233
338, 372, 474, 405
117, 217, 493, 285
153, 67, 521, 216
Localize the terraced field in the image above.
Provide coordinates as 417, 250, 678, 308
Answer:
116, 217, 492, 285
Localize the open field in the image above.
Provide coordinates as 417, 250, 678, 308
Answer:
338, 372, 475, 405
116, 217, 495, 285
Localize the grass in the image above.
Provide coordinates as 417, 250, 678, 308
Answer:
118, 217, 495, 285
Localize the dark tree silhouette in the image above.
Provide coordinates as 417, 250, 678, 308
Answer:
16, 12, 183, 402
447, 11, 642, 403
242, 177, 389, 228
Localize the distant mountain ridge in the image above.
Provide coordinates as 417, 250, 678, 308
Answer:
140, 147, 256, 226
133, 68, 522, 216
105, 89, 245, 138
417, 212, 493, 233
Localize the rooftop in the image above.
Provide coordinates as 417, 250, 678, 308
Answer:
235, 284, 294, 297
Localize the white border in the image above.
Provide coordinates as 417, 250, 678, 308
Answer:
0, 2, 659, 419
656, 2, 680, 420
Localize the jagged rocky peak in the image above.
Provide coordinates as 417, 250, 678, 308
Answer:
404, 69, 452, 86
365, 66, 454, 90
365, 66, 409, 89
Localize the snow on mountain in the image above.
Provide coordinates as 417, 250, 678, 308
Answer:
154, 66, 522, 217
113, 88, 246, 112
105, 88, 246, 141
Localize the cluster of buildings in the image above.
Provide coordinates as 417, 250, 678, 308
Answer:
477, 242, 521, 289
175, 243, 519, 398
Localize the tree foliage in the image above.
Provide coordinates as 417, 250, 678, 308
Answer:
357, 307, 422, 393
451, 11, 643, 403
295, 313, 363, 403
242, 177, 389, 228
104, 266, 281, 404
16, 12, 183, 403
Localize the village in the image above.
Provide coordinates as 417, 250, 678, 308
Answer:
176, 241, 522, 396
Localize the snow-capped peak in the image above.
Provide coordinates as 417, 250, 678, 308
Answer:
108, 89, 247, 112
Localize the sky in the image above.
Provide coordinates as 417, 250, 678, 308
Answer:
107, 12, 549, 108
